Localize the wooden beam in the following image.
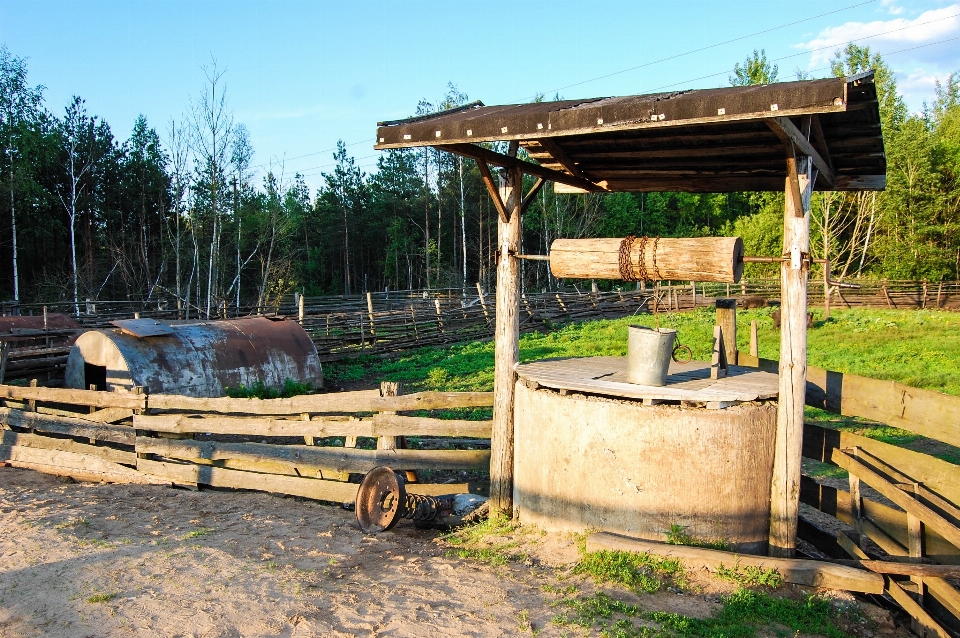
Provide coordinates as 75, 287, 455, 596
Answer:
886, 579, 952, 638
769, 140, 813, 558
476, 160, 509, 223
586, 532, 884, 594
536, 137, 593, 181
767, 116, 836, 187
520, 177, 545, 215
490, 164, 523, 517
810, 114, 835, 173
436, 143, 604, 193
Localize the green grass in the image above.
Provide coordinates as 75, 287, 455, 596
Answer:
665, 525, 730, 551
182, 527, 214, 539
574, 550, 686, 594
441, 513, 527, 566
86, 592, 119, 603
325, 307, 960, 396
714, 563, 784, 589
225, 378, 314, 399
551, 589, 854, 638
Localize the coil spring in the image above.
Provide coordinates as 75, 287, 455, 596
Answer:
400, 492, 449, 522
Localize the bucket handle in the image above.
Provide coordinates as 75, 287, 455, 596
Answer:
672, 342, 692, 363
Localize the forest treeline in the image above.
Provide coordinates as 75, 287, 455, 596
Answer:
0, 45, 958, 314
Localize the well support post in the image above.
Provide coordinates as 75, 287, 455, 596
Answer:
490, 164, 523, 517
769, 142, 813, 558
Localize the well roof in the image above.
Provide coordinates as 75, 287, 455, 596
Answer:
375, 72, 885, 193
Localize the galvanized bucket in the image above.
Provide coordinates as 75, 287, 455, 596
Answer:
627, 325, 677, 386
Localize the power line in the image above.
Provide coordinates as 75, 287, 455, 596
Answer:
513, 0, 878, 102
255, 1, 878, 173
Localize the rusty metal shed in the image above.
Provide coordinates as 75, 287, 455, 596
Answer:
64, 316, 323, 397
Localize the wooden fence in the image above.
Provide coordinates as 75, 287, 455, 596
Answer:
739, 353, 960, 635
0, 382, 493, 505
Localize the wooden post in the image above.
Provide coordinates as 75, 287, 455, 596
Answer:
715, 299, 737, 365
750, 320, 758, 357
823, 263, 831, 320
298, 293, 305, 323
366, 292, 376, 346
434, 299, 445, 337
769, 143, 813, 558
691, 281, 696, 308
27, 379, 37, 412
490, 164, 523, 517
907, 482, 926, 636
0, 341, 8, 384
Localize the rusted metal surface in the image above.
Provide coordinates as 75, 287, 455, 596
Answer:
0, 314, 80, 333
356, 466, 455, 534
64, 316, 323, 397
111, 318, 176, 338
375, 72, 884, 193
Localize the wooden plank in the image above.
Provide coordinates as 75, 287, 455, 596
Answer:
766, 116, 836, 186
802, 424, 960, 509
769, 149, 813, 558
745, 356, 960, 450
476, 160, 509, 223
0, 407, 134, 445
799, 476, 960, 564
490, 164, 522, 516
0, 384, 145, 409
135, 436, 490, 472
1, 430, 135, 465
886, 579, 951, 638
1, 444, 161, 484
436, 143, 603, 193
715, 299, 737, 365
134, 413, 492, 438
832, 449, 960, 552
136, 457, 360, 503
587, 532, 884, 594
146, 390, 493, 415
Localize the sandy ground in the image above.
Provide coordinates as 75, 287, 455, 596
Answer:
0, 467, 911, 638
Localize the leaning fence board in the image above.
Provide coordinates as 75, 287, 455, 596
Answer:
586, 532, 884, 594
134, 413, 492, 438
0, 408, 134, 446
1, 444, 161, 484
832, 449, 960, 551
0, 384, 145, 409
136, 436, 490, 472
136, 457, 360, 502
803, 423, 960, 508
1, 430, 135, 466
147, 390, 493, 415
800, 476, 960, 564
886, 579, 952, 638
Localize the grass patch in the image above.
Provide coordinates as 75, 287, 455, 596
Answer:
325, 307, 960, 397
182, 527, 214, 539
552, 589, 853, 638
575, 550, 685, 594
715, 564, 784, 589
225, 378, 314, 399
665, 525, 730, 551
441, 513, 526, 566
86, 591, 119, 603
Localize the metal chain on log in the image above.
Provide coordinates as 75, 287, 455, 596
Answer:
617, 235, 661, 282
618, 236, 637, 281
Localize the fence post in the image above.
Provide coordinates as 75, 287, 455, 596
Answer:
476, 282, 490, 323
434, 299, 445, 337
750, 320, 758, 357
715, 298, 738, 365
298, 294, 305, 323
366, 292, 376, 346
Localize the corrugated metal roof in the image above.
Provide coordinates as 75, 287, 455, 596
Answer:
374, 73, 884, 193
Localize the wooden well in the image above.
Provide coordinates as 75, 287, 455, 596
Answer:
514, 357, 779, 554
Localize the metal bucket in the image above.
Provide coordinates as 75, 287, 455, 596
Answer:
627, 325, 677, 386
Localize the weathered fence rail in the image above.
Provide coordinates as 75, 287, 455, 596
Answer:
0, 382, 493, 507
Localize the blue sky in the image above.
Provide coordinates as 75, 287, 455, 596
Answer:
1, 0, 958, 192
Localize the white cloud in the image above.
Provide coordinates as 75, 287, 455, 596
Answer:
881, 0, 905, 16
800, 4, 960, 66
